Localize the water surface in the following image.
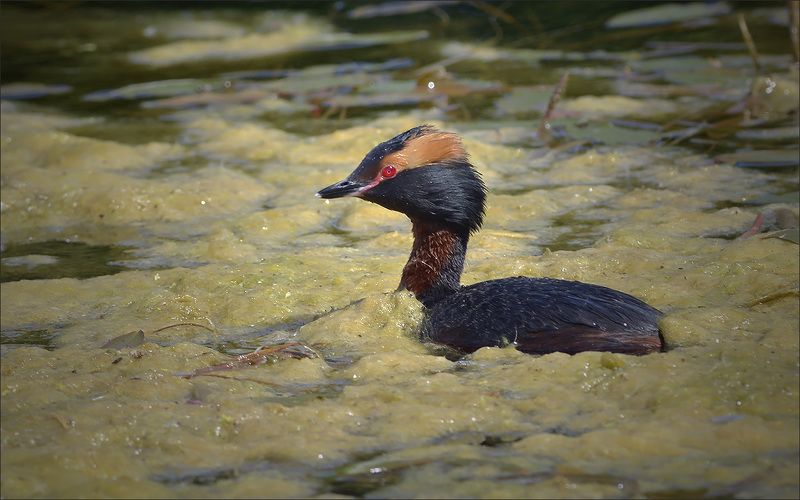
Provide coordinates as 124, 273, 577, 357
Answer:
1, 2, 798, 498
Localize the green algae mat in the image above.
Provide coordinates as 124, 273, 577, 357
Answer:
1, 2, 798, 498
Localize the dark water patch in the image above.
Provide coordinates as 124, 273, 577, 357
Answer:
0, 327, 56, 350
326, 457, 406, 498
141, 154, 211, 178
492, 177, 660, 198
542, 425, 586, 437
153, 466, 240, 486
65, 117, 182, 145
113, 255, 205, 272
327, 470, 402, 497
504, 468, 636, 492
717, 149, 800, 170
713, 190, 800, 209
152, 457, 328, 492
446, 59, 553, 87
546, 211, 611, 251
323, 355, 357, 369
152, 458, 368, 498
270, 115, 370, 137
644, 487, 717, 499
0, 240, 133, 282
432, 431, 527, 448
318, 223, 393, 248
152, 460, 277, 486
491, 185, 543, 196
0, 82, 72, 99
700, 230, 744, 241
207, 319, 310, 356
491, 183, 595, 197
260, 381, 347, 407
427, 342, 469, 362
260, 199, 278, 211
605, 176, 662, 193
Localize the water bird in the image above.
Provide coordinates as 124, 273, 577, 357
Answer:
317, 125, 663, 355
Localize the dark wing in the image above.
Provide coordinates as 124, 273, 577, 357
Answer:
513, 326, 663, 355
422, 277, 663, 355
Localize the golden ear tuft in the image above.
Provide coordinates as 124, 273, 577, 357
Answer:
381, 130, 467, 171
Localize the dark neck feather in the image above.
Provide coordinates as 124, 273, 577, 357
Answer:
400, 219, 469, 307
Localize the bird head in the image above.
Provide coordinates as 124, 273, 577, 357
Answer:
317, 125, 486, 234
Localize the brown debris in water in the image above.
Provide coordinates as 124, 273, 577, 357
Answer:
178, 342, 319, 379
538, 72, 570, 146
738, 212, 766, 239
739, 209, 799, 241
101, 322, 217, 349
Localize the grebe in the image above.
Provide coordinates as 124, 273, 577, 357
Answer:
317, 125, 663, 355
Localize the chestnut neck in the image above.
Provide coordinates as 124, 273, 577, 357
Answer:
400, 219, 469, 307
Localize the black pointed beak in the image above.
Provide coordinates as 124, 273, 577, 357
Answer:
316, 178, 364, 199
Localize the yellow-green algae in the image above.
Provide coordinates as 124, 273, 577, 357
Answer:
2, 102, 797, 498
1, 5, 799, 496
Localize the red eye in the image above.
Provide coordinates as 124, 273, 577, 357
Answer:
381, 165, 397, 179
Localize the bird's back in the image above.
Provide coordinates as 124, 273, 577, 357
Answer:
422, 277, 663, 355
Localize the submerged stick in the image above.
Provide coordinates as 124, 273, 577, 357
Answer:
468, 0, 519, 26
102, 322, 217, 349
737, 14, 762, 72
196, 373, 283, 386
746, 288, 800, 307
178, 342, 318, 379
151, 322, 216, 334
790, 0, 800, 63
738, 212, 765, 239
538, 72, 570, 145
